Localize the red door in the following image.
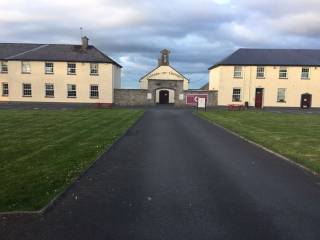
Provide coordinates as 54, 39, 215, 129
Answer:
255, 88, 264, 109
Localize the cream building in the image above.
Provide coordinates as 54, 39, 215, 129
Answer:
139, 49, 189, 104
0, 37, 121, 105
209, 49, 320, 108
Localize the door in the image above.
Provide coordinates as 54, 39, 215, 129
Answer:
301, 93, 312, 109
159, 90, 169, 104
255, 88, 264, 109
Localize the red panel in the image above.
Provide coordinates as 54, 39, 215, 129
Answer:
186, 94, 208, 106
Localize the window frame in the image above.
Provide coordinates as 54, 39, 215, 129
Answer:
277, 88, 286, 103
301, 67, 310, 80
279, 67, 288, 79
67, 84, 77, 98
2, 82, 9, 96
22, 83, 32, 97
256, 66, 265, 79
233, 66, 243, 78
1, 61, 8, 73
45, 83, 55, 98
232, 88, 242, 102
90, 84, 99, 98
21, 61, 31, 74
67, 63, 77, 75
45, 62, 54, 74
90, 63, 99, 75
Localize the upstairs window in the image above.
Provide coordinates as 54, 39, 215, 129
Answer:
90, 63, 99, 75
22, 62, 31, 74
67, 63, 76, 75
90, 85, 99, 98
301, 67, 310, 79
67, 84, 76, 97
45, 83, 54, 97
45, 62, 54, 74
234, 66, 243, 78
279, 67, 288, 79
232, 88, 241, 102
277, 88, 286, 102
23, 83, 32, 97
2, 83, 8, 96
256, 66, 265, 78
1, 61, 8, 73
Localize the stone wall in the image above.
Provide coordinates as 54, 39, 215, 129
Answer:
148, 79, 185, 105
114, 89, 153, 106
114, 87, 218, 107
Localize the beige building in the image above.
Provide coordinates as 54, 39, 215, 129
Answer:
0, 37, 121, 105
209, 49, 320, 108
139, 49, 189, 104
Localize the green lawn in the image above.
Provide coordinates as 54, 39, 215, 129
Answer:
197, 110, 320, 174
0, 109, 143, 212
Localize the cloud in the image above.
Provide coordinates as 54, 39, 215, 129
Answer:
1, 0, 320, 88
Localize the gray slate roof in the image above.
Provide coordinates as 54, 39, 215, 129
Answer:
209, 48, 320, 69
0, 43, 121, 67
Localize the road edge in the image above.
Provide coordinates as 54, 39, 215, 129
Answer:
0, 110, 145, 216
196, 113, 319, 177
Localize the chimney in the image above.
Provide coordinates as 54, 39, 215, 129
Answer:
81, 36, 89, 51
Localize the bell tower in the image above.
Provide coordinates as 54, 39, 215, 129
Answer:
159, 49, 170, 66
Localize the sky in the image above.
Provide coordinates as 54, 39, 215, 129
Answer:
1, 0, 320, 88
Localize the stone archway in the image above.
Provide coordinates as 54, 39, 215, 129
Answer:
156, 88, 175, 104
159, 90, 169, 104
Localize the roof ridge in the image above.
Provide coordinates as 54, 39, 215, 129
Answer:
6, 44, 49, 59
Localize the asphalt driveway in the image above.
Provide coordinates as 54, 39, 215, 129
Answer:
1, 108, 320, 240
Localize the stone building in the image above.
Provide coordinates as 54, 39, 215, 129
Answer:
114, 50, 217, 107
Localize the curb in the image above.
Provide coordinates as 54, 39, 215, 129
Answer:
196, 114, 319, 177
0, 111, 145, 217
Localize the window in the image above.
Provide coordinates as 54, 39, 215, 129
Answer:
2, 83, 8, 96
232, 88, 241, 102
45, 62, 54, 74
67, 84, 76, 97
45, 83, 54, 97
22, 62, 31, 73
301, 67, 310, 79
23, 83, 32, 97
1, 61, 8, 73
277, 88, 286, 102
67, 63, 76, 75
279, 67, 287, 79
234, 66, 243, 78
90, 63, 99, 75
256, 66, 265, 78
90, 85, 99, 98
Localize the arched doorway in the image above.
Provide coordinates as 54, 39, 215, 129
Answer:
159, 90, 169, 104
301, 93, 312, 109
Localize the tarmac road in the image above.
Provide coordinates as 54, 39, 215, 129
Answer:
1, 108, 320, 240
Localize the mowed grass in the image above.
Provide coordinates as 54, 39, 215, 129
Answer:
0, 109, 143, 212
197, 110, 320, 174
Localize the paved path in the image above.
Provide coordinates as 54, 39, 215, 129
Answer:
1, 109, 320, 240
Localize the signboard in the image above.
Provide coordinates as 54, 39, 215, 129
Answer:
198, 98, 206, 109
186, 94, 208, 106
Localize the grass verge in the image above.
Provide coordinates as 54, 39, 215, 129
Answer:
0, 109, 143, 212
197, 110, 320, 174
